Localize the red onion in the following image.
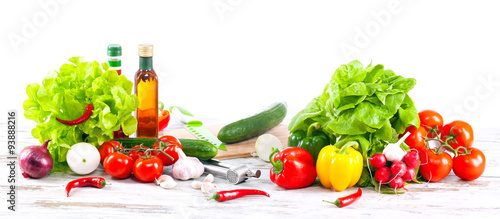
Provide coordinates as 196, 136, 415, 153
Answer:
113, 126, 129, 138
19, 139, 53, 178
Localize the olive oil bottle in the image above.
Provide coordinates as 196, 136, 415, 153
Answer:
107, 44, 122, 75
135, 44, 158, 138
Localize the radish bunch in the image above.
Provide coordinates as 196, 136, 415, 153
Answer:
370, 150, 420, 194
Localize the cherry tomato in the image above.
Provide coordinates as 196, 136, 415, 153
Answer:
404, 126, 427, 151
99, 141, 124, 164
128, 145, 148, 163
103, 152, 134, 179
453, 148, 486, 181
441, 120, 474, 153
419, 148, 453, 182
133, 156, 164, 182
152, 135, 182, 166
418, 110, 444, 138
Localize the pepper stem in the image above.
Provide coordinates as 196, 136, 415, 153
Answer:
306, 122, 320, 138
269, 148, 284, 174
208, 193, 219, 201
323, 199, 341, 207
339, 141, 359, 155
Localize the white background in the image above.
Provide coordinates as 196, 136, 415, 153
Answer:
1, 0, 499, 129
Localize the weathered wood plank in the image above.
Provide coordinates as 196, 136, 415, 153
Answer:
1, 119, 499, 218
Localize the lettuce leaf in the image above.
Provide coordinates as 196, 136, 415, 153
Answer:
24, 57, 139, 172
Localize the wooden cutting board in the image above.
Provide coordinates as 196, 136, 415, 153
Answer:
162, 124, 289, 160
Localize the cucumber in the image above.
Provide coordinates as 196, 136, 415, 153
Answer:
179, 139, 218, 161
217, 102, 287, 143
113, 138, 218, 161
113, 138, 157, 148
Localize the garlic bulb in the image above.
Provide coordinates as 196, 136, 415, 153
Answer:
383, 132, 410, 163
172, 148, 204, 180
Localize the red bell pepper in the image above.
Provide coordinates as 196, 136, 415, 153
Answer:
159, 109, 170, 131
269, 147, 317, 189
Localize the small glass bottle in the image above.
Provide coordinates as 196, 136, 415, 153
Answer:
135, 44, 159, 138
107, 44, 122, 75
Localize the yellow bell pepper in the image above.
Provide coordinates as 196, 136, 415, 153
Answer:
316, 141, 363, 191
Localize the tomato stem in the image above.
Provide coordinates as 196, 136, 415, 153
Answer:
455, 146, 472, 155
424, 125, 442, 138
442, 126, 461, 145
113, 143, 125, 153
423, 127, 460, 156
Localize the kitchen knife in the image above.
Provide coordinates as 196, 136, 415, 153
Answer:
170, 106, 227, 151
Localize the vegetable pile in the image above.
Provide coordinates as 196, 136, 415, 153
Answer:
405, 110, 486, 182
21, 55, 487, 205
23, 57, 139, 171
105, 136, 207, 182
289, 60, 419, 187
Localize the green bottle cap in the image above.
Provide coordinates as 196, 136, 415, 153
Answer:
107, 44, 122, 56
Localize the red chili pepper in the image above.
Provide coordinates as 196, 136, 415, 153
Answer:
209, 189, 270, 202
57, 104, 93, 125
66, 177, 107, 197
269, 147, 317, 189
323, 188, 362, 208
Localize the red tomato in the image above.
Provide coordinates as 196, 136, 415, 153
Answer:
152, 135, 182, 166
128, 145, 148, 163
103, 152, 134, 179
453, 148, 486, 181
441, 120, 474, 153
99, 141, 124, 164
133, 156, 164, 182
419, 148, 453, 182
418, 110, 444, 138
404, 126, 427, 151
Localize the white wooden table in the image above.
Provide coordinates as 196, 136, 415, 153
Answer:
1, 118, 499, 218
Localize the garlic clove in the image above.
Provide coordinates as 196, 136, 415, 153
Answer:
201, 182, 217, 194
159, 180, 177, 189
191, 181, 203, 189
156, 175, 174, 185
203, 174, 215, 183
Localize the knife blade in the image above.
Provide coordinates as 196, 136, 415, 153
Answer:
170, 106, 227, 151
